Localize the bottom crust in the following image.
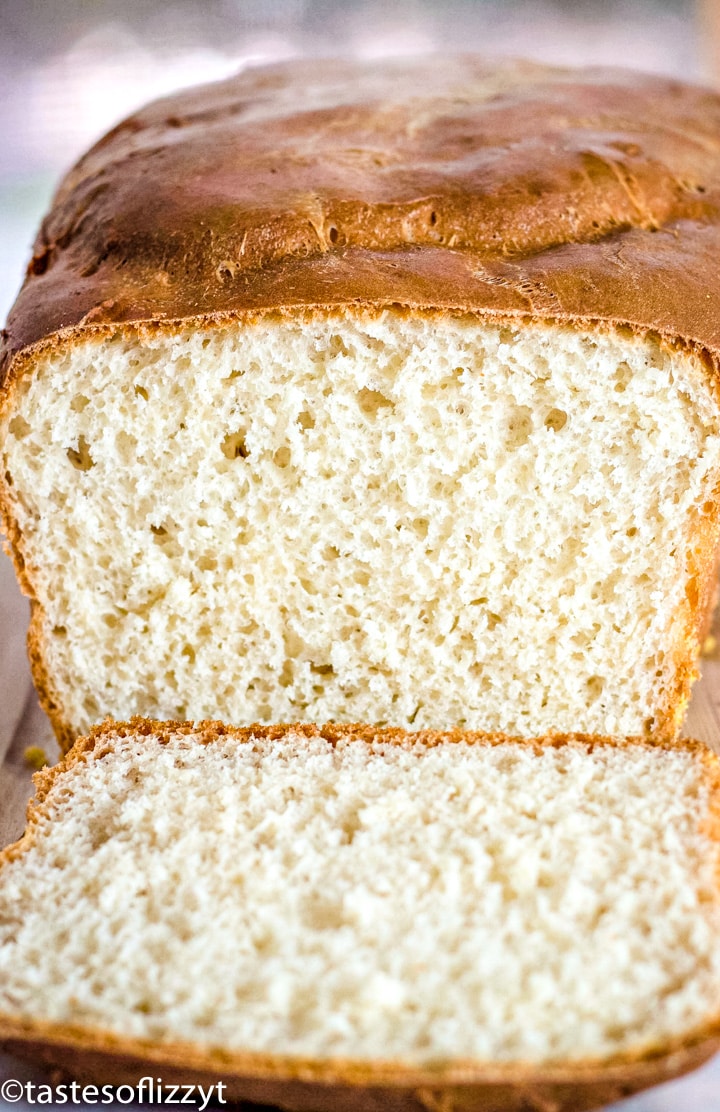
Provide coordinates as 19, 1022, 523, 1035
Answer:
1, 1019, 718, 1112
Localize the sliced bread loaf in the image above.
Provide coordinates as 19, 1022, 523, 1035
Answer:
3, 59, 720, 748
1, 719, 719, 1110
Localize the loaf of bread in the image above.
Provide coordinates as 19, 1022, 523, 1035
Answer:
3, 58, 720, 750
0, 720, 719, 1111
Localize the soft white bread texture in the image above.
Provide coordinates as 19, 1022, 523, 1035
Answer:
3, 314, 720, 749
1, 721, 720, 1111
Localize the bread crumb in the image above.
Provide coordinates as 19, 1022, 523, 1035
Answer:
5, 316, 720, 741
24, 747, 48, 770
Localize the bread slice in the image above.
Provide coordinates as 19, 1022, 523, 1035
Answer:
4, 58, 720, 750
1, 720, 720, 1111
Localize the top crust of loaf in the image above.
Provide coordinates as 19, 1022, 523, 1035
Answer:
4, 57, 720, 384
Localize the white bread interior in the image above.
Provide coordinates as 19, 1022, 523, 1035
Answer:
0, 724, 719, 1065
3, 311, 720, 739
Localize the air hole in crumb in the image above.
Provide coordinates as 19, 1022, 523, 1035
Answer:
298, 410, 315, 430
586, 675, 605, 699
429, 210, 437, 225
487, 612, 502, 630
327, 225, 339, 244
52, 625, 67, 637
66, 436, 94, 471
505, 406, 533, 448
70, 394, 90, 413
197, 555, 217, 571
258, 704, 272, 719
408, 703, 423, 724
626, 527, 638, 537
544, 408, 567, 432
151, 524, 178, 552
102, 613, 119, 628
284, 630, 305, 657
323, 545, 340, 561
613, 362, 632, 392
341, 813, 360, 844
328, 333, 350, 358
412, 517, 429, 539
310, 662, 335, 676
181, 644, 196, 663
279, 660, 294, 688
8, 415, 31, 438
470, 597, 488, 606
273, 446, 291, 468
115, 429, 137, 461
357, 387, 394, 418
354, 568, 371, 587
221, 431, 249, 459
134, 385, 149, 401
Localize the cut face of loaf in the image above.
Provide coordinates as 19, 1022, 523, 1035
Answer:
2, 313, 720, 746
1, 721, 720, 1112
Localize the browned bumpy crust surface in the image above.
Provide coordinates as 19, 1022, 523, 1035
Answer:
4, 55, 720, 371
1, 720, 720, 1111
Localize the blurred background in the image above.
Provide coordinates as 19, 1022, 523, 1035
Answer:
0, 0, 718, 322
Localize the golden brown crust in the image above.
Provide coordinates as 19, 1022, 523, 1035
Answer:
4, 57, 720, 370
2, 720, 720, 1110
654, 474, 720, 738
